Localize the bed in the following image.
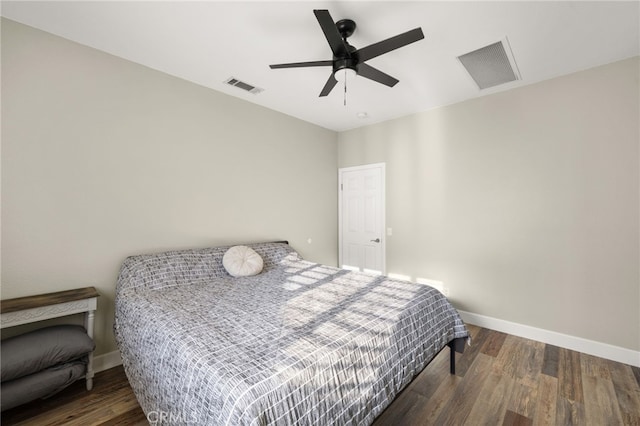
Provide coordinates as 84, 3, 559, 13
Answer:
114, 241, 469, 425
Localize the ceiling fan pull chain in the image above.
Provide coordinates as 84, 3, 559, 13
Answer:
344, 69, 347, 106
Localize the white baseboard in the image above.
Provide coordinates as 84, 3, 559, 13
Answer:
458, 310, 640, 368
93, 350, 123, 372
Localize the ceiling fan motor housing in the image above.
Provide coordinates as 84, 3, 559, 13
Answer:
334, 19, 358, 74
333, 53, 359, 74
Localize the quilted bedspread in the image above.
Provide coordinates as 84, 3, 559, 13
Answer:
114, 242, 468, 425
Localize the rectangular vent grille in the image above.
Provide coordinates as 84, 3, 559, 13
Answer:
457, 39, 520, 90
224, 77, 263, 94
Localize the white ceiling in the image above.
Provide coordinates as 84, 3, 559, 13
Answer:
2, 1, 639, 132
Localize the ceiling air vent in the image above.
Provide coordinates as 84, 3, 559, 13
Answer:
224, 77, 264, 94
457, 38, 520, 90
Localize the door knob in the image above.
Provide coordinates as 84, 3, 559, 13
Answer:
370, 238, 381, 243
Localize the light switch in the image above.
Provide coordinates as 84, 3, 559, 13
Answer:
387, 228, 393, 236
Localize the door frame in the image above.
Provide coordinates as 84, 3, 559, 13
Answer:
338, 162, 386, 275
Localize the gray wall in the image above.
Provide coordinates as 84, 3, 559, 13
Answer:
339, 57, 639, 351
1, 19, 338, 355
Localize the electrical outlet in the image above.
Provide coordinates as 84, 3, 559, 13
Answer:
442, 286, 450, 297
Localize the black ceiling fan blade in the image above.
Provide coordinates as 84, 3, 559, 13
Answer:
357, 63, 399, 87
270, 60, 333, 69
314, 9, 350, 57
355, 28, 424, 62
319, 73, 338, 97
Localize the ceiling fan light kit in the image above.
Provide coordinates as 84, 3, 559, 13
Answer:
269, 9, 424, 98
334, 68, 357, 83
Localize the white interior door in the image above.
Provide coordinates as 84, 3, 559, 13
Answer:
339, 163, 385, 274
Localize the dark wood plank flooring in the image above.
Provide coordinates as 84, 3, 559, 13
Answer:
3, 325, 639, 425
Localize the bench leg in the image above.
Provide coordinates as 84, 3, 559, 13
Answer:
84, 309, 96, 391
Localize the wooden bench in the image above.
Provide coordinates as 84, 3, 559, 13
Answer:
1, 287, 99, 390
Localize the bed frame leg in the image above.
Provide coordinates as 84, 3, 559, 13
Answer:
447, 338, 466, 375
448, 341, 456, 374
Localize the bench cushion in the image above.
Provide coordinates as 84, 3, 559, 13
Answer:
1, 360, 87, 411
1, 325, 94, 382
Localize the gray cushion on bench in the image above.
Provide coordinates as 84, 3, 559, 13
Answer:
1, 360, 87, 411
1, 325, 94, 382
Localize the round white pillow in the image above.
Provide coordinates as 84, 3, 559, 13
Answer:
222, 245, 264, 277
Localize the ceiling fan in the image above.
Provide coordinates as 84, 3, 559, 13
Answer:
269, 9, 425, 97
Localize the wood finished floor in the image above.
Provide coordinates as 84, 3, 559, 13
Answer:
2, 325, 639, 425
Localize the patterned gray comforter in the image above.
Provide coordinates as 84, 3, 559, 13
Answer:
114, 242, 468, 425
